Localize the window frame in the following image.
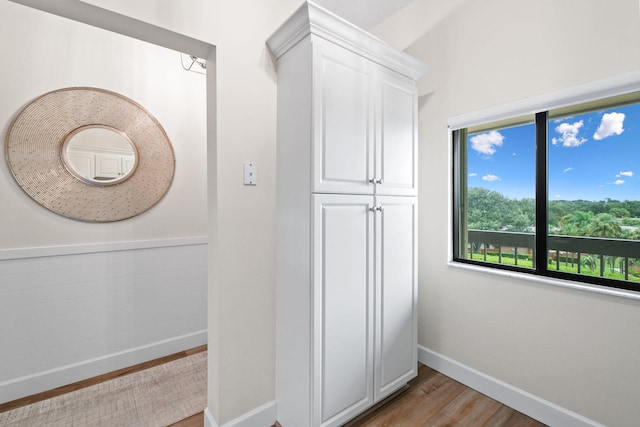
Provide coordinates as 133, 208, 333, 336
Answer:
450, 73, 640, 294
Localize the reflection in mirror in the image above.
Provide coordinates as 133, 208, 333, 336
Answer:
62, 125, 138, 185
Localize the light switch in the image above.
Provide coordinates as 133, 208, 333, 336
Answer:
243, 162, 257, 185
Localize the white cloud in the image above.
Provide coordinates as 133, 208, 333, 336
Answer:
619, 171, 633, 177
482, 174, 500, 182
552, 120, 587, 147
593, 112, 625, 140
563, 167, 574, 173
555, 194, 562, 199
468, 172, 477, 177
470, 130, 504, 156
614, 179, 625, 185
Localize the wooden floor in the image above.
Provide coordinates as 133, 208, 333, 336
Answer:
169, 412, 204, 427
3, 351, 543, 427
343, 364, 545, 427
171, 363, 545, 427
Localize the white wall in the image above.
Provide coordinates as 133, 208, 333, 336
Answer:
0, 1, 207, 403
375, 0, 640, 425
78, 0, 216, 44
0, 0, 207, 249
206, 1, 303, 424
62, 0, 300, 424
12, 0, 638, 425
0, 240, 207, 403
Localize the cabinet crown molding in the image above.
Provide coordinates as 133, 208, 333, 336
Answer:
267, 0, 428, 81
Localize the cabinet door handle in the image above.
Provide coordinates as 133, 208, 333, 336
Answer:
369, 206, 383, 212
369, 178, 384, 185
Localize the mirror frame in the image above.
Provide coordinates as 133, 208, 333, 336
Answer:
5, 87, 175, 222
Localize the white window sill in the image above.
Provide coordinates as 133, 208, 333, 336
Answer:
447, 260, 640, 302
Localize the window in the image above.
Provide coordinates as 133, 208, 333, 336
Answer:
453, 91, 640, 292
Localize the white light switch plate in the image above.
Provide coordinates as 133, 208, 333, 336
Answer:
243, 162, 257, 185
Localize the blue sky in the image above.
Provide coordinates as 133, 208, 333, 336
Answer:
467, 102, 640, 201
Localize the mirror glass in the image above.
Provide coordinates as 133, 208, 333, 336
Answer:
62, 125, 138, 185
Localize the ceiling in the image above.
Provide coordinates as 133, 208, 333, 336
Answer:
314, 0, 473, 51
314, 0, 416, 29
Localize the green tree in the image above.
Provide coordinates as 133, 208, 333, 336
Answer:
585, 213, 622, 238
620, 227, 640, 240
581, 254, 596, 271
557, 211, 593, 236
466, 187, 534, 232
609, 207, 631, 218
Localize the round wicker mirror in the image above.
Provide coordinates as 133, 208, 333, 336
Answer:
5, 87, 175, 222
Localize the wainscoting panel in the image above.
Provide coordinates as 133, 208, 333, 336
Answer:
0, 238, 207, 404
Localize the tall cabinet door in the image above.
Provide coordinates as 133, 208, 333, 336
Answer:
312, 38, 374, 195
374, 196, 418, 402
375, 69, 418, 196
313, 194, 374, 427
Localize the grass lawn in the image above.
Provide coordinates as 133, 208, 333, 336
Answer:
469, 253, 640, 283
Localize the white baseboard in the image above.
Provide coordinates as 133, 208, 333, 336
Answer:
205, 407, 217, 427
0, 330, 207, 404
418, 345, 604, 427
204, 401, 277, 427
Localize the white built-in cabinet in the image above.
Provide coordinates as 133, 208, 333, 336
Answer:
312, 39, 419, 197
268, 2, 427, 426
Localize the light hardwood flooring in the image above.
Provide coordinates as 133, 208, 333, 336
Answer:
341, 364, 545, 426
172, 363, 545, 427
2, 350, 544, 427
169, 412, 205, 427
